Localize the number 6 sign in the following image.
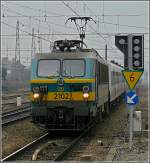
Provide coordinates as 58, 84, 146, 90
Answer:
122, 70, 143, 90
130, 73, 135, 82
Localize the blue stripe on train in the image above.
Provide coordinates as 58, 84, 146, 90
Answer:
31, 83, 95, 92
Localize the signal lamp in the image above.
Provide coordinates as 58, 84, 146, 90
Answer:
134, 46, 140, 52
133, 53, 140, 59
133, 39, 140, 44
133, 60, 140, 67
132, 35, 144, 70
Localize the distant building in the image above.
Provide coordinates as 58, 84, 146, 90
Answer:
2, 57, 30, 92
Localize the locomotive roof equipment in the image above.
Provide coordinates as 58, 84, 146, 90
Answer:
53, 40, 87, 52
65, 17, 96, 48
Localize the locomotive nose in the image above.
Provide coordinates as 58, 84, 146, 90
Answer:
47, 111, 57, 123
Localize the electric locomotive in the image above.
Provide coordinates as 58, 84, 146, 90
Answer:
30, 39, 126, 131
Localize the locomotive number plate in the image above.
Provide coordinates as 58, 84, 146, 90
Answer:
54, 92, 72, 100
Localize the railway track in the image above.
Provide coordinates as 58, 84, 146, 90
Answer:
2, 91, 30, 111
31, 122, 126, 161
32, 122, 95, 161
1, 133, 49, 161
60, 129, 128, 161
2, 122, 95, 161
54, 122, 95, 161
2, 113, 126, 161
2, 101, 30, 107
2, 106, 31, 126
2, 91, 29, 100
54, 112, 128, 161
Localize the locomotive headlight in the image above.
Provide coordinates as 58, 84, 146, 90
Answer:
83, 86, 89, 100
83, 93, 89, 99
33, 93, 40, 99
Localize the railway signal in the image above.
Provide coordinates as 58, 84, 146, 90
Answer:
132, 35, 144, 70
115, 34, 144, 149
115, 34, 144, 71
115, 35, 128, 68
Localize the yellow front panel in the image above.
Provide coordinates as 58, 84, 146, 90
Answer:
30, 92, 95, 101
30, 78, 95, 84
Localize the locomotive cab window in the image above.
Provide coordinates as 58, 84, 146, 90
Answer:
62, 59, 85, 77
37, 59, 60, 77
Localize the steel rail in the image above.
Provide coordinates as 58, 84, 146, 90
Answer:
2, 103, 31, 116
2, 107, 31, 118
2, 114, 31, 126
2, 106, 31, 126
54, 122, 95, 161
1, 133, 49, 162
2, 101, 30, 106
2, 92, 29, 100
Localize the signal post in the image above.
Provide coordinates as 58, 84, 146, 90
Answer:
115, 34, 144, 149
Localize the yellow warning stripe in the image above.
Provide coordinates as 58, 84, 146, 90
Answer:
30, 92, 95, 101
30, 78, 95, 84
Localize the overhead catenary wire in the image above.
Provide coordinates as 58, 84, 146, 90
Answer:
1, 32, 148, 37
98, 20, 148, 30
2, 2, 148, 66
1, 48, 148, 51
62, 1, 121, 57
83, 0, 148, 59
2, 21, 53, 44
2, 4, 78, 33
3, 13, 148, 18
5, 1, 63, 17
2, 3, 148, 40
3, 1, 148, 17
2, 5, 61, 41
3, 3, 148, 32
82, 3, 148, 65
63, 1, 148, 67
2, 2, 149, 32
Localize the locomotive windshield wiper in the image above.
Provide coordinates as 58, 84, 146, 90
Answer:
47, 70, 60, 78
63, 67, 74, 78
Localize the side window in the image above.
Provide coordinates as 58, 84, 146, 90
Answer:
111, 71, 113, 84
111, 71, 115, 84
96, 61, 100, 85
98, 62, 101, 84
116, 72, 118, 83
96, 61, 99, 84
100, 63, 108, 84
96, 61, 101, 85
92, 61, 96, 77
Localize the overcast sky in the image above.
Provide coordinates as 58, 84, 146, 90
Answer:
1, 1, 149, 70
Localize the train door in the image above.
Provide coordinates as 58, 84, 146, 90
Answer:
96, 60, 100, 105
